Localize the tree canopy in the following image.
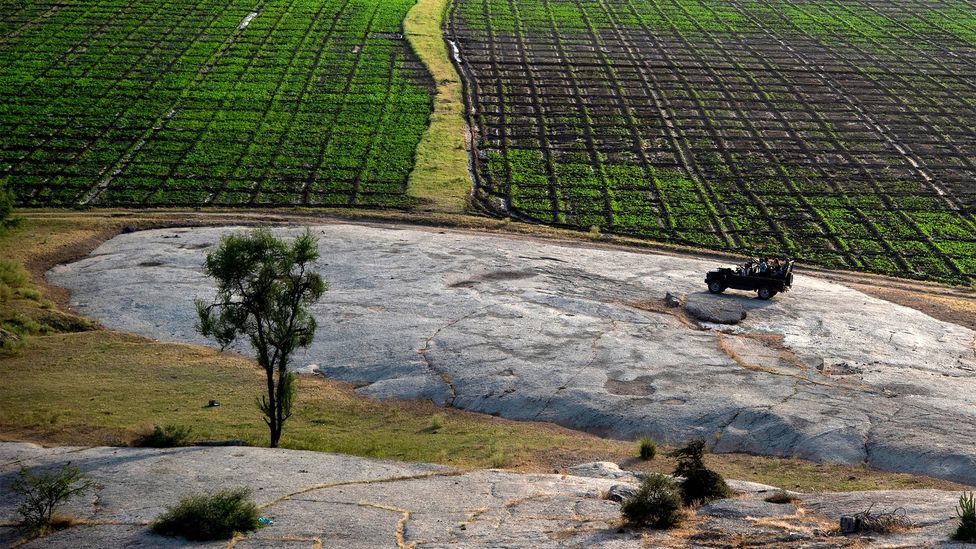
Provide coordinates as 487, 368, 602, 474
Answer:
196, 228, 326, 447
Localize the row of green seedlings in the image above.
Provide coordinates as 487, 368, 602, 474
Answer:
462, 13, 974, 281
5, 72, 429, 203
497, 152, 972, 238
1, 0, 432, 208
504, 189, 972, 283
505, 193, 973, 283
456, 0, 976, 50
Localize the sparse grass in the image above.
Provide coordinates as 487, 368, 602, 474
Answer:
0, 330, 626, 468
489, 445, 514, 468
2, 330, 969, 490
151, 488, 260, 541
0, 212, 972, 492
15, 287, 45, 303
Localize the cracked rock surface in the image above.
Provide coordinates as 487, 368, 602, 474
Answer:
48, 224, 976, 484
0, 444, 969, 548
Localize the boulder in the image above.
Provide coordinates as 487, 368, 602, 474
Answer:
606, 484, 637, 502
684, 294, 747, 324
567, 462, 638, 483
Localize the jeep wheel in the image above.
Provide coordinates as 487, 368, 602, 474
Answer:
708, 281, 725, 294
757, 286, 776, 300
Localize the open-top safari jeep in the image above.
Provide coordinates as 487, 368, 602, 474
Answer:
705, 258, 794, 300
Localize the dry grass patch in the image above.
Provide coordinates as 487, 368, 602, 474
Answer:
1, 328, 967, 490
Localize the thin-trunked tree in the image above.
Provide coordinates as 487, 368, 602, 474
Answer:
196, 229, 326, 448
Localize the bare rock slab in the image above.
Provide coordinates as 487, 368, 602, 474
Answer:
47, 223, 976, 484
0, 444, 968, 548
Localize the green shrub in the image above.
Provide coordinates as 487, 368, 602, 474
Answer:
0, 259, 29, 292
3, 313, 42, 335
954, 492, 976, 542
12, 463, 96, 535
16, 287, 44, 302
670, 439, 732, 505
151, 488, 260, 541
637, 437, 657, 460
0, 326, 24, 353
0, 312, 42, 354
35, 312, 95, 333
489, 448, 512, 468
134, 424, 194, 447
620, 473, 683, 529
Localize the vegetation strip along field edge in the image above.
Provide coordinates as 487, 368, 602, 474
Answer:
404, 0, 474, 211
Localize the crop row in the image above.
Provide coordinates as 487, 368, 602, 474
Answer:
0, 0, 434, 208
449, 0, 976, 285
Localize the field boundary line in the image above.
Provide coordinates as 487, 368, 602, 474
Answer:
404, 0, 474, 212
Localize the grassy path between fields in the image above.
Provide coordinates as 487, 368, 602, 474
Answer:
404, 0, 472, 211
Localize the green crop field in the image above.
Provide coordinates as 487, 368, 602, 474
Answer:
448, 0, 976, 285
3, 0, 975, 286
0, 0, 433, 207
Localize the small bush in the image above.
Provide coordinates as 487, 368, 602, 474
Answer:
151, 488, 260, 541
764, 490, 799, 504
620, 473, 684, 529
4, 313, 42, 335
134, 424, 194, 447
0, 259, 29, 298
428, 413, 445, 432
35, 312, 95, 333
637, 437, 657, 460
954, 492, 976, 542
489, 445, 513, 468
12, 463, 96, 535
16, 287, 44, 302
670, 439, 732, 505
0, 326, 24, 353
842, 505, 913, 534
